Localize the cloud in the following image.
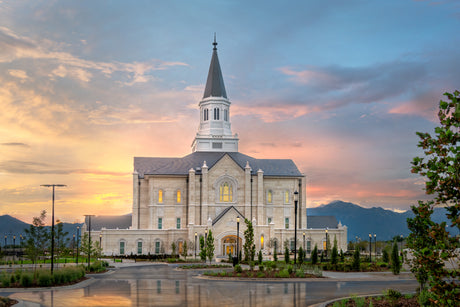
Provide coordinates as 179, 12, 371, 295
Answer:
0, 27, 188, 86
1, 142, 29, 147
8, 69, 28, 80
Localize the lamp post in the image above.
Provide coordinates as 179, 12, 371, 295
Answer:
84, 215, 95, 269
374, 234, 377, 260
194, 232, 197, 259
325, 229, 328, 260
4, 235, 6, 247
13, 235, 16, 262
72, 234, 75, 258
76, 226, 80, 265
41, 184, 66, 274
99, 234, 102, 260
236, 216, 240, 263
303, 232, 306, 250
368, 233, 372, 262
294, 190, 299, 265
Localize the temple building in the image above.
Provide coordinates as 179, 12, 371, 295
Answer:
85, 39, 347, 258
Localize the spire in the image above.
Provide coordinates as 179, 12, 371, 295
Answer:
203, 35, 227, 99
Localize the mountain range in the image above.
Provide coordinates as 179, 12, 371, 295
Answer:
1, 201, 457, 244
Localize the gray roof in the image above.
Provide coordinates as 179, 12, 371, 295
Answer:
134, 152, 303, 178
212, 206, 245, 226
307, 216, 338, 229
203, 39, 227, 99
85, 214, 132, 231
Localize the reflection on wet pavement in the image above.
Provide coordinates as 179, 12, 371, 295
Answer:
9, 264, 418, 307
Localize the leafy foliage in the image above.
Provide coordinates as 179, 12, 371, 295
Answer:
199, 236, 206, 261
408, 91, 460, 305
206, 230, 215, 263
352, 248, 360, 271
24, 210, 49, 267
331, 236, 338, 265
243, 219, 255, 262
390, 241, 400, 275
311, 244, 318, 265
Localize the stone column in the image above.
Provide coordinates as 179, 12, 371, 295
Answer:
149, 178, 154, 229
201, 161, 208, 225
132, 171, 139, 230
188, 168, 196, 226
301, 176, 307, 229
244, 161, 252, 219
257, 169, 264, 226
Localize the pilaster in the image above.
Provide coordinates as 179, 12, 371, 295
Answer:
201, 161, 208, 225
244, 161, 252, 219
257, 169, 264, 225
132, 171, 139, 230
188, 168, 196, 225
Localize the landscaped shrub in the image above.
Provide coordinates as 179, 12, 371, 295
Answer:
20, 272, 33, 287
277, 269, 290, 278
38, 271, 52, 287
234, 264, 242, 273
287, 265, 293, 274
295, 269, 304, 278
259, 264, 264, 272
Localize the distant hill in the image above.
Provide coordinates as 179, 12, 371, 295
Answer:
308, 201, 459, 241
0, 215, 83, 246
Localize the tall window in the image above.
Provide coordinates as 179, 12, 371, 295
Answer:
219, 182, 233, 202
267, 190, 273, 203
155, 241, 160, 254
158, 217, 163, 229
137, 241, 142, 254
285, 218, 289, 229
284, 190, 289, 203
158, 189, 163, 203
214, 108, 220, 120
119, 241, 125, 255
224, 109, 228, 121
203, 109, 209, 121
176, 218, 181, 229
267, 217, 272, 224
176, 190, 181, 203
306, 240, 311, 253
260, 235, 264, 249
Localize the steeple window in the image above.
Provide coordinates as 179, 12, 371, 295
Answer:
203, 109, 209, 121
214, 108, 220, 120
224, 109, 228, 121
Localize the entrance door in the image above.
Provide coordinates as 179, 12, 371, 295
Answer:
222, 235, 241, 257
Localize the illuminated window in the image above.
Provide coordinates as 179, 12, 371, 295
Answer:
219, 182, 233, 202
158, 189, 163, 203
119, 241, 125, 254
323, 241, 327, 251
260, 235, 264, 249
285, 190, 289, 203
285, 218, 289, 229
176, 190, 181, 203
267, 190, 273, 203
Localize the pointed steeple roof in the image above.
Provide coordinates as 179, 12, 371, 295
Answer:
203, 35, 227, 99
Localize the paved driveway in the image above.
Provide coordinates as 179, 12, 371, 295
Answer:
3, 262, 419, 306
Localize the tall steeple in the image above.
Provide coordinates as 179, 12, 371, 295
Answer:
191, 36, 239, 153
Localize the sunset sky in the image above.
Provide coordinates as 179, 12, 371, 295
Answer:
1, 0, 459, 224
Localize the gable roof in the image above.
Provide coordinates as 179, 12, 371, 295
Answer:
85, 214, 132, 231
307, 216, 339, 229
212, 206, 245, 226
134, 151, 303, 178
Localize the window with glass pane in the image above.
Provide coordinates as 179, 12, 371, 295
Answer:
158, 217, 162, 229
285, 191, 289, 203
176, 190, 181, 203
306, 241, 311, 253
120, 241, 125, 254
219, 182, 232, 202
176, 218, 181, 229
158, 189, 163, 203
285, 218, 289, 229
290, 240, 295, 251
268, 217, 272, 224
137, 241, 142, 254
267, 190, 272, 203
155, 241, 160, 254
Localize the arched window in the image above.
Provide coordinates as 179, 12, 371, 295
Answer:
158, 189, 163, 203
176, 190, 181, 203
267, 190, 273, 203
260, 235, 264, 249
219, 182, 232, 202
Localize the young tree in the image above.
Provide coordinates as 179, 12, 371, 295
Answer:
243, 219, 255, 262
24, 210, 49, 268
199, 236, 206, 262
331, 236, 338, 265
206, 230, 215, 264
382, 247, 390, 263
339, 249, 345, 263
408, 90, 459, 304
258, 250, 263, 265
181, 241, 188, 259
273, 245, 278, 262
54, 221, 69, 266
298, 246, 304, 265
352, 248, 361, 271
390, 241, 400, 275
311, 244, 318, 265
284, 246, 290, 264
171, 242, 176, 256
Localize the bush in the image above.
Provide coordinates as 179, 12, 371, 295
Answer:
234, 264, 242, 273
277, 269, 290, 278
259, 264, 264, 272
287, 265, 293, 274
257, 271, 265, 278
20, 272, 33, 287
352, 249, 361, 271
284, 246, 290, 264
386, 289, 402, 301
258, 250, 263, 264
38, 271, 52, 287
295, 269, 304, 278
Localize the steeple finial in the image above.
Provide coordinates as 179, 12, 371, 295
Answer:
213, 33, 217, 50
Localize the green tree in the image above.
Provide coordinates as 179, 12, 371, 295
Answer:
24, 210, 49, 268
408, 90, 459, 305
390, 241, 400, 275
382, 247, 390, 263
243, 219, 255, 262
181, 241, 188, 259
311, 244, 318, 265
171, 242, 176, 256
54, 221, 69, 265
339, 249, 345, 262
258, 250, 263, 265
206, 230, 215, 264
352, 248, 360, 271
284, 246, 290, 264
199, 236, 206, 261
331, 236, 338, 265
298, 246, 304, 265
273, 245, 278, 262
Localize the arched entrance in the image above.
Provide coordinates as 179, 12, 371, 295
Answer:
222, 235, 242, 257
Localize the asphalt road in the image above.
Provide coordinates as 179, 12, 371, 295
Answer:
3, 262, 419, 307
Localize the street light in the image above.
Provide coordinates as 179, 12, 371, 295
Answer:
194, 232, 197, 259
236, 216, 240, 263
374, 234, 377, 260
41, 184, 66, 274
4, 235, 6, 248
99, 234, 102, 260
303, 232, 306, 250
400, 235, 403, 256
294, 190, 299, 265
84, 215, 95, 269
325, 229, 328, 260
76, 226, 80, 265
368, 233, 372, 262
13, 235, 16, 262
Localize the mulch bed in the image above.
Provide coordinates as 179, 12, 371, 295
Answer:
327, 296, 419, 306
0, 297, 18, 307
